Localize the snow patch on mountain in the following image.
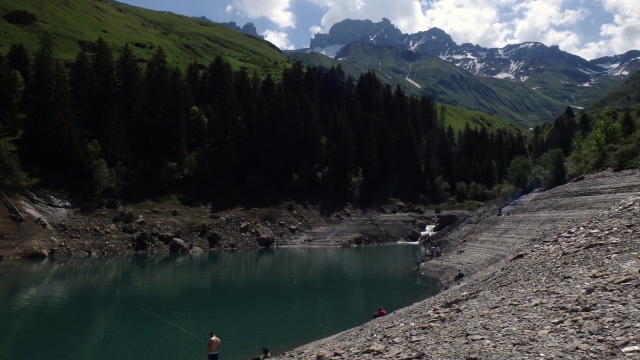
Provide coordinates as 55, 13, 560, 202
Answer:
406, 77, 421, 88
408, 36, 429, 51
405, 63, 421, 88
498, 60, 527, 81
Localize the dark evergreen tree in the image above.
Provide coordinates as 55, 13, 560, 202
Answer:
0, 54, 21, 134
21, 33, 56, 167
115, 43, 142, 161
22, 36, 82, 182
6, 43, 30, 83
620, 108, 636, 137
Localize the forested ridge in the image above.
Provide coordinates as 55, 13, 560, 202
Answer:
1, 34, 639, 206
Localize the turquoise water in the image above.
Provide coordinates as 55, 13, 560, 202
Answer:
0, 245, 440, 360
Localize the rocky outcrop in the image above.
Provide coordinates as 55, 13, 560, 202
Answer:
432, 213, 459, 231
276, 169, 640, 359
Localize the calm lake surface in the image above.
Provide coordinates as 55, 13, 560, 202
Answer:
0, 244, 440, 360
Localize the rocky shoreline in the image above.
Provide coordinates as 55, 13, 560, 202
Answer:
0, 191, 444, 260
275, 168, 640, 359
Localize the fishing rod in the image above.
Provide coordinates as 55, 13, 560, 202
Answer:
139, 307, 205, 343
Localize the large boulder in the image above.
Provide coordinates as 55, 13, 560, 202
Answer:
409, 205, 426, 214
189, 247, 204, 254
158, 232, 178, 244
206, 231, 222, 248
415, 220, 427, 231
121, 223, 137, 234
133, 232, 151, 251
256, 236, 275, 248
120, 224, 138, 235
395, 201, 408, 213
433, 213, 459, 231
409, 228, 422, 241
254, 226, 275, 248
240, 222, 251, 233
27, 248, 48, 259
169, 239, 189, 253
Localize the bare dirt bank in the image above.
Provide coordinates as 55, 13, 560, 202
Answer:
274, 168, 640, 359
0, 192, 442, 260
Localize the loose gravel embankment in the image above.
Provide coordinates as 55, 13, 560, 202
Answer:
276, 169, 640, 359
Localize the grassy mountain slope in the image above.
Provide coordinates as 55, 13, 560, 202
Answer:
588, 70, 640, 114
0, 0, 290, 74
289, 43, 565, 128
520, 58, 622, 110
288, 49, 529, 135
439, 104, 528, 136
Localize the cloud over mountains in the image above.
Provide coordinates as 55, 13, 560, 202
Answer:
118, 0, 639, 59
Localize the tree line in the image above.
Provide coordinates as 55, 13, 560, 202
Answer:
1, 34, 637, 205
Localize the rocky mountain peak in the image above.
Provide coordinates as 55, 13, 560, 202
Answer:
305, 18, 638, 83
219, 21, 262, 38
311, 18, 403, 49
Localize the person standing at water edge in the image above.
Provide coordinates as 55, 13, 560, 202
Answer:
207, 331, 221, 359
415, 253, 421, 271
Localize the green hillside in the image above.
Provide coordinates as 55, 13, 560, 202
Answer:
0, 0, 290, 74
289, 43, 566, 128
520, 59, 622, 110
588, 70, 640, 114
439, 104, 529, 136
288, 49, 529, 135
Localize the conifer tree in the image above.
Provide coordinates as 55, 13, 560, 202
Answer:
0, 54, 21, 134
21, 33, 56, 166
620, 108, 636, 137
115, 43, 141, 160
6, 43, 30, 84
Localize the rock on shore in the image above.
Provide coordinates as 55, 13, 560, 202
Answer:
276, 169, 640, 359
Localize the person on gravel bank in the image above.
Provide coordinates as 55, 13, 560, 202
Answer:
416, 253, 421, 271
373, 307, 387, 318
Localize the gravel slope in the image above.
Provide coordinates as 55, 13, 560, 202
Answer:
275, 169, 640, 359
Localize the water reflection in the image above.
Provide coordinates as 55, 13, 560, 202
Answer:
0, 245, 440, 360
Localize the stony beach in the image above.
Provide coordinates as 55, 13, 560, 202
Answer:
275, 169, 640, 359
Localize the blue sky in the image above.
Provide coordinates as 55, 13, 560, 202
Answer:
117, 0, 639, 60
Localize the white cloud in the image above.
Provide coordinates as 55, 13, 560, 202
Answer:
227, 0, 295, 28
309, 0, 429, 35
307, 0, 516, 49
305, 0, 638, 59
420, 0, 510, 47
509, 0, 588, 43
597, 0, 640, 55
263, 30, 296, 50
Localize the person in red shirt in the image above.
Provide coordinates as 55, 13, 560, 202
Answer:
373, 307, 387, 318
